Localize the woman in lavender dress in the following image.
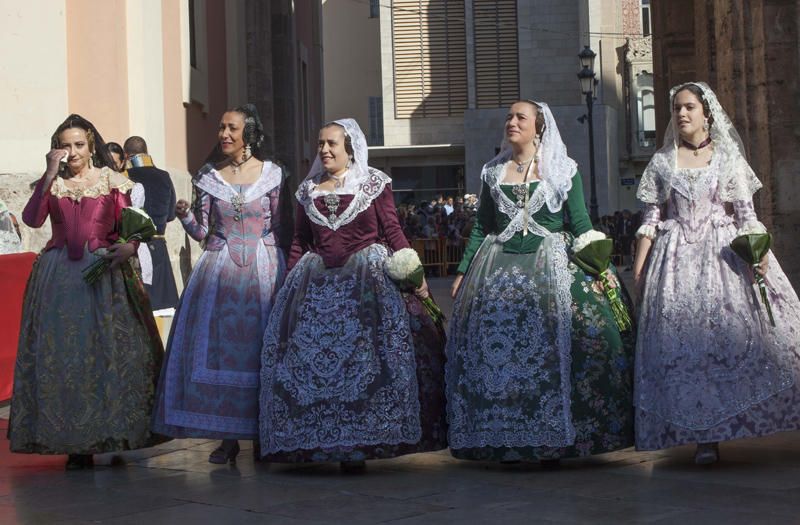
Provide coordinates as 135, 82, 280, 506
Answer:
633, 82, 800, 464
259, 119, 447, 470
152, 104, 286, 464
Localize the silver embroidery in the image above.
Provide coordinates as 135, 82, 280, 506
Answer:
323, 193, 341, 222
260, 244, 422, 452
446, 234, 576, 449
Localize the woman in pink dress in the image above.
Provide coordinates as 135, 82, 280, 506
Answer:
633, 82, 800, 464
8, 115, 163, 470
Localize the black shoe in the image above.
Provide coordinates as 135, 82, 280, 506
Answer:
540, 458, 561, 470
208, 440, 240, 465
65, 454, 93, 470
694, 442, 719, 465
340, 460, 366, 473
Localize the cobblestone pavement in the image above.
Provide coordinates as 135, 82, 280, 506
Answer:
3, 276, 800, 524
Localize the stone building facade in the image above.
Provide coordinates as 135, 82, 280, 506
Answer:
651, 0, 800, 284
0, 0, 322, 289
324, 0, 655, 214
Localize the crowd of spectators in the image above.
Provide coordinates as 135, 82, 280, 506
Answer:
397, 194, 478, 243
397, 193, 644, 272
595, 209, 643, 270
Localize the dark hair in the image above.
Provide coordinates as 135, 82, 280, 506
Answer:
514, 100, 546, 138
123, 135, 148, 155
322, 122, 354, 157
106, 142, 125, 172
50, 114, 115, 170
232, 103, 266, 157
204, 103, 268, 165
673, 84, 714, 128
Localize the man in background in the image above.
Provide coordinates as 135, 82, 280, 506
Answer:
124, 136, 180, 319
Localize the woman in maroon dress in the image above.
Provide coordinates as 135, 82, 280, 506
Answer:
8, 115, 163, 470
259, 119, 447, 470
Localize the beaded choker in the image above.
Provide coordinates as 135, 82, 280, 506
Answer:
681, 136, 712, 156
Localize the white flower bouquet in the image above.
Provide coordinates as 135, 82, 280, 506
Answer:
384, 247, 445, 324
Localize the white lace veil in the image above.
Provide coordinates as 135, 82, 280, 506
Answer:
0, 199, 22, 255
482, 101, 577, 212
638, 81, 761, 203
297, 118, 374, 200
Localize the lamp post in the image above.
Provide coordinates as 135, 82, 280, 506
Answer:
577, 45, 599, 223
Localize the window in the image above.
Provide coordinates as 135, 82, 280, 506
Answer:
638, 87, 656, 147
370, 0, 380, 18
392, 0, 467, 118
369, 96, 384, 146
188, 0, 197, 68
473, 0, 519, 108
641, 0, 651, 37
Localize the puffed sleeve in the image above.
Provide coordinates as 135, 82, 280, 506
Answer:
181, 186, 212, 242
456, 181, 496, 275
636, 204, 661, 240
565, 172, 593, 238
287, 202, 313, 270
22, 176, 53, 228
374, 184, 410, 252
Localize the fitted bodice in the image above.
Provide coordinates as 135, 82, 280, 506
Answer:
287, 185, 409, 269
181, 161, 284, 267
23, 169, 133, 260
665, 167, 734, 243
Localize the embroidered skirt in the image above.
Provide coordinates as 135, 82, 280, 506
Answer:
446, 234, 634, 461
9, 247, 164, 454
152, 243, 285, 440
259, 243, 447, 462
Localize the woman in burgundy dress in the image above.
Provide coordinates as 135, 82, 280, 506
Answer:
8, 115, 163, 470
259, 119, 447, 470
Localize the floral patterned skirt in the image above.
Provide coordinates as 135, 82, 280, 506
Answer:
447, 235, 634, 461
9, 247, 164, 454
259, 244, 447, 462
152, 243, 285, 440
635, 221, 800, 450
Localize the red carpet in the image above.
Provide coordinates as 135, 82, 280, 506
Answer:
0, 252, 36, 402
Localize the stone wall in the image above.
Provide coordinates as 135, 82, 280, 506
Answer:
652, 0, 800, 286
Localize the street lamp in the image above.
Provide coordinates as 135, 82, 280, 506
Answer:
577, 45, 599, 223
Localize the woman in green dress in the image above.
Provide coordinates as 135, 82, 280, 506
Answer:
446, 100, 634, 463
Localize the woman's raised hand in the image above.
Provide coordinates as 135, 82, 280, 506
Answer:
176, 199, 190, 218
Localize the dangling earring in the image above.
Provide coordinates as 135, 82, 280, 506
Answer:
703, 119, 709, 132
346, 156, 353, 169
242, 144, 251, 162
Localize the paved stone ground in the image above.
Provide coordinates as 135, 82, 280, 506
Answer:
3, 276, 800, 524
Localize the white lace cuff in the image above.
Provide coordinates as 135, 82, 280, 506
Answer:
572, 229, 606, 253
636, 224, 658, 240
736, 220, 768, 236
180, 213, 195, 225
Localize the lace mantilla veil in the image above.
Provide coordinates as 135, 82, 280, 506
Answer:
482, 101, 577, 213
295, 118, 391, 230
637, 81, 762, 204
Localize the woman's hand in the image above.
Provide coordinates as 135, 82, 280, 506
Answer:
176, 199, 190, 219
451, 273, 464, 299
415, 277, 430, 300
755, 254, 769, 277
45, 148, 68, 178
104, 242, 136, 269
